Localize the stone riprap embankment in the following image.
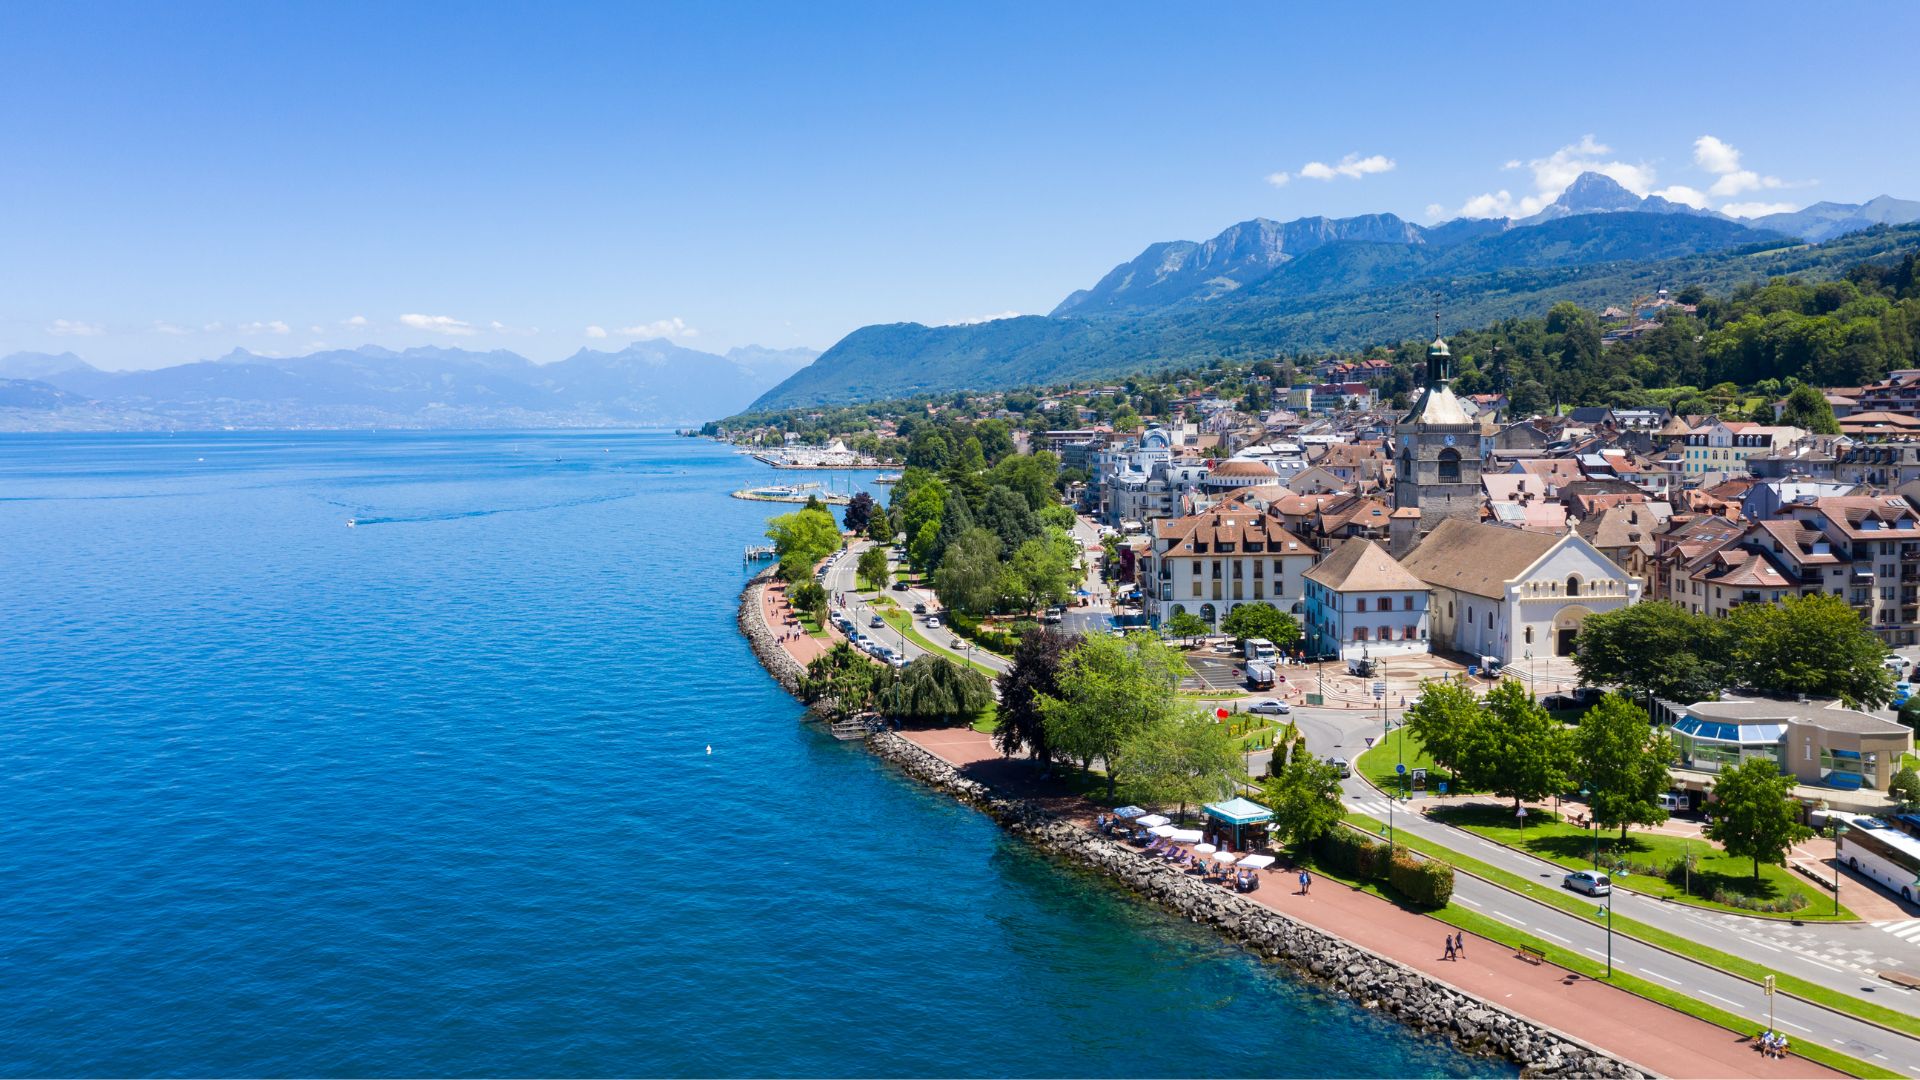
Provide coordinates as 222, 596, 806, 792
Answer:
739, 570, 806, 696
862, 730, 1643, 1079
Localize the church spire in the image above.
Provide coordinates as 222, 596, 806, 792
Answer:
1426, 307, 1451, 387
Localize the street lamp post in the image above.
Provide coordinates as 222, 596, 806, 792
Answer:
1833, 820, 1848, 916
1580, 784, 1598, 867
1599, 886, 1614, 978
1525, 647, 1535, 700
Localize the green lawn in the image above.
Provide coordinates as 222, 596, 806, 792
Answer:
1354, 728, 1470, 796
1311, 833, 1894, 1079
1430, 803, 1853, 921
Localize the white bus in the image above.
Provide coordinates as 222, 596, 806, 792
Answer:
1834, 813, 1920, 904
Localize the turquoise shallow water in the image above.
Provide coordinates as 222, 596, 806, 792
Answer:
0, 431, 1497, 1078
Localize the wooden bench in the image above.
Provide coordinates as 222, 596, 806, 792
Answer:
1516, 945, 1547, 965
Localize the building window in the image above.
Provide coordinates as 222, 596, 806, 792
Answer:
1437, 448, 1461, 483
1354, 627, 1368, 642
1406, 624, 1418, 640
1525, 626, 1533, 645
1566, 574, 1581, 597
1448, 601, 1454, 618
1357, 597, 1368, 612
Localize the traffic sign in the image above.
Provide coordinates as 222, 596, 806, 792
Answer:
1395, 763, 1407, 775
1372, 681, 1386, 695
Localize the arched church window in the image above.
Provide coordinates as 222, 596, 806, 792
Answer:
1566, 574, 1582, 597
1437, 448, 1461, 484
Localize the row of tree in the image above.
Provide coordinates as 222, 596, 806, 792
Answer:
1573, 595, 1894, 710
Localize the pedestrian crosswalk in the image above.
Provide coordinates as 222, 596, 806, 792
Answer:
1877, 919, 1920, 942
1349, 799, 1396, 818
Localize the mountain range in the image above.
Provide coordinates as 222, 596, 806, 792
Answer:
743, 174, 1920, 412
0, 341, 818, 431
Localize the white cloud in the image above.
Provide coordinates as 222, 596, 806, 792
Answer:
1265, 171, 1291, 187
202, 321, 224, 332
1709, 169, 1786, 197
151, 320, 192, 335
1448, 134, 1655, 219
344, 315, 368, 327
1299, 153, 1395, 181
398, 313, 474, 336
240, 319, 292, 335
937, 311, 1022, 326
48, 318, 103, 336
1720, 201, 1798, 219
584, 325, 608, 339
618, 317, 697, 340
1693, 135, 1743, 175
1424, 203, 1446, 220
1651, 185, 1710, 209
489, 320, 507, 331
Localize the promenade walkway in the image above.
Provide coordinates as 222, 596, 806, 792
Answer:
898, 724, 1839, 1079
759, 578, 831, 666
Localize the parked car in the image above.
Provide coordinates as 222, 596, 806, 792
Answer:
1329, 757, 1351, 779
869, 615, 885, 628
1247, 699, 1291, 715
1563, 870, 1611, 896
1885, 655, 1912, 674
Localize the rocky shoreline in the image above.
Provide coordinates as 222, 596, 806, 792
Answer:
737, 575, 1642, 1078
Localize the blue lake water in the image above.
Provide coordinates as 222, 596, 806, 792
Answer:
0, 430, 1496, 1077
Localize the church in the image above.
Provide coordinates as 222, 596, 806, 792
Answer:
1389, 332, 1482, 558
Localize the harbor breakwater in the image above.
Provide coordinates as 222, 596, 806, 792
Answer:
737, 574, 1641, 1078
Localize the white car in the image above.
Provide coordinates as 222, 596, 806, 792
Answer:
1885, 655, 1912, 673
1247, 699, 1291, 715
1563, 870, 1611, 896
925, 616, 941, 629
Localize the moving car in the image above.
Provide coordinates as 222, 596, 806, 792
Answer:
1247, 698, 1291, 715
869, 615, 885, 628
1329, 757, 1351, 778
1563, 870, 1611, 896
925, 615, 941, 629
913, 602, 927, 614
892, 581, 910, 592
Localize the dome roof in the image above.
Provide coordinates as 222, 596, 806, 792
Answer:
1428, 336, 1450, 357
1208, 458, 1280, 482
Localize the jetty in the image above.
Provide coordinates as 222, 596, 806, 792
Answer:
730, 482, 852, 505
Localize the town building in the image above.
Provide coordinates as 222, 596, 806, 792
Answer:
1301, 538, 1431, 661
1680, 421, 1806, 479
1400, 518, 1641, 665
1670, 698, 1912, 795
1139, 508, 1319, 630
1389, 335, 1482, 556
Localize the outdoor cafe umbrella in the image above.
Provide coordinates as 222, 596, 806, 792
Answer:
1149, 824, 1179, 838
1192, 843, 1217, 856
1210, 851, 1239, 865
1169, 829, 1204, 843
1236, 854, 1276, 870
1137, 813, 1171, 829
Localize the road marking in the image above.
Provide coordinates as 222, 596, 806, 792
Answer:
1537, 929, 1572, 944
1492, 910, 1527, 927
1639, 967, 1683, 986
1750, 940, 1783, 953
1584, 947, 1607, 959
1457, 896, 1482, 908
1778, 1019, 1810, 1033
1702, 991, 1743, 1008
1797, 956, 1845, 973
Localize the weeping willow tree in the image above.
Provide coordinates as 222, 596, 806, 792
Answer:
881, 655, 993, 723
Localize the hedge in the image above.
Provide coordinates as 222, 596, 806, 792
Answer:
1387, 849, 1454, 908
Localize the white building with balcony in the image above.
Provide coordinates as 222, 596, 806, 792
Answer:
1139, 508, 1319, 631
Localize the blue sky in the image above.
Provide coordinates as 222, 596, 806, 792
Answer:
3, 1, 1916, 369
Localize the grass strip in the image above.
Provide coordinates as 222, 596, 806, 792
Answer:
1310, 837, 1895, 1079
877, 608, 999, 677
1345, 813, 1920, 1041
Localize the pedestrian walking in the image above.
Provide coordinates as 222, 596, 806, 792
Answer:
1297, 870, 1308, 895
1443, 936, 1456, 961
1454, 931, 1465, 957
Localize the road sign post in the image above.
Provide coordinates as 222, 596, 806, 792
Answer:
1764, 974, 1775, 1034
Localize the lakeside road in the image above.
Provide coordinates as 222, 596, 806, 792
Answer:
899, 723, 1845, 1080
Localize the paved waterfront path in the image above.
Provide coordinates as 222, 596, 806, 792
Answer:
759, 579, 831, 667
899, 724, 1843, 1080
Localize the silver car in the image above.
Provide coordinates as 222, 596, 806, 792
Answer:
1563, 870, 1611, 896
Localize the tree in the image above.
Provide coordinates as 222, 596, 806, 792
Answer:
1777, 382, 1842, 434
1463, 680, 1576, 814
1221, 602, 1302, 650
1728, 593, 1895, 707
1040, 632, 1183, 797
1005, 534, 1075, 614
1166, 610, 1209, 644
1573, 601, 1729, 706
866, 505, 894, 544
857, 545, 891, 591
883, 655, 992, 723
909, 520, 941, 576
995, 627, 1076, 767
797, 643, 884, 721
1575, 694, 1675, 839
935, 527, 1004, 616
988, 451, 1060, 513
1889, 766, 1920, 810
766, 507, 842, 578
1400, 678, 1483, 779
1114, 710, 1243, 821
1262, 756, 1345, 852
1705, 757, 1814, 883
788, 579, 827, 621
977, 484, 1040, 555
929, 489, 976, 570
842, 491, 876, 534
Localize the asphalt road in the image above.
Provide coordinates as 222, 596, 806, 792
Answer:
822, 540, 1008, 675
